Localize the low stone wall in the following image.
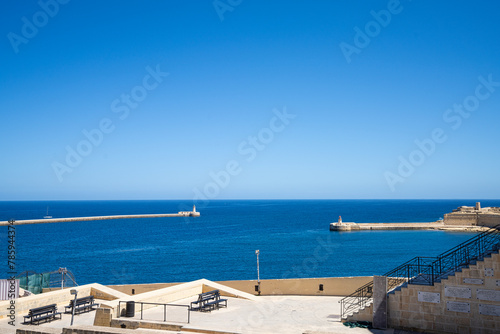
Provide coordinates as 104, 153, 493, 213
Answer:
0, 286, 91, 319
109, 319, 238, 334
15, 328, 61, 334
108, 277, 372, 297
0, 283, 128, 321
62, 325, 167, 334
110, 319, 182, 331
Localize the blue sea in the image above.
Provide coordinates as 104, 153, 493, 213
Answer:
1, 199, 499, 286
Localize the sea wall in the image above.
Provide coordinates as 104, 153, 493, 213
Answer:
107, 276, 373, 297
478, 214, 500, 228
443, 213, 478, 226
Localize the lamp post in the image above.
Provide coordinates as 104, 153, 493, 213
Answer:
255, 250, 260, 295
70, 289, 78, 326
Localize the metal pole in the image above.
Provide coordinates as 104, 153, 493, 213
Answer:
164, 304, 166, 322
255, 250, 260, 295
141, 302, 143, 320
70, 289, 78, 326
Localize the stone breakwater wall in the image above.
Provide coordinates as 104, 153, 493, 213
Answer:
0, 213, 199, 226
330, 221, 489, 232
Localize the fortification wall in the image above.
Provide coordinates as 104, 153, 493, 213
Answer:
478, 214, 500, 228
443, 213, 477, 226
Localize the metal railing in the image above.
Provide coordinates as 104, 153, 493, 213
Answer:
339, 225, 500, 320
118, 301, 190, 323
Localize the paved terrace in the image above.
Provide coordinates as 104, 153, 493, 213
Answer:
0, 279, 414, 334
1, 296, 411, 334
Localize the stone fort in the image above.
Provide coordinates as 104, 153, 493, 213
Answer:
444, 202, 500, 227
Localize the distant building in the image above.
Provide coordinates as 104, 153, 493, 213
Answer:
178, 205, 201, 217
443, 202, 500, 227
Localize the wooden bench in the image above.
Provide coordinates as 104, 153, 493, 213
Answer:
64, 296, 99, 315
190, 290, 227, 312
23, 304, 62, 325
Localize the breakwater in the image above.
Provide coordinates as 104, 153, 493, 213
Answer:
330, 221, 489, 232
0, 212, 199, 226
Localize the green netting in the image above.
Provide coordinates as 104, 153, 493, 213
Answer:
343, 321, 372, 329
18, 273, 50, 294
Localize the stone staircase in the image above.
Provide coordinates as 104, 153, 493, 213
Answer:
345, 250, 500, 332
340, 225, 500, 322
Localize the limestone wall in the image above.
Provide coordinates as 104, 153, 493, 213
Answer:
347, 253, 500, 333
107, 276, 373, 297
478, 214, 500, 228
443, 213, 478, 226
16, 328, 61, 334
0, 285, 92, 319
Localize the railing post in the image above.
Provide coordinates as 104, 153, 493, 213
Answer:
164, 304, 166, 322
439, 257, 442, 278
141, 302, 143, 320
341, 299, 343, 319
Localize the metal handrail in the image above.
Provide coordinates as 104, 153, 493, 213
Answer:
339, 224, 500, 320
118, 301, 190, 323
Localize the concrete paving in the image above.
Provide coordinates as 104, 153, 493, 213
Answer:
118, 295, 396, 334
0, 295, 412, 334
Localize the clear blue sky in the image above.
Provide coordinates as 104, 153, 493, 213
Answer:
1, 0, 499, 200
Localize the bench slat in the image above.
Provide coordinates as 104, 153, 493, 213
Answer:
190, 290, 227, 312
23, 304, 61, 325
